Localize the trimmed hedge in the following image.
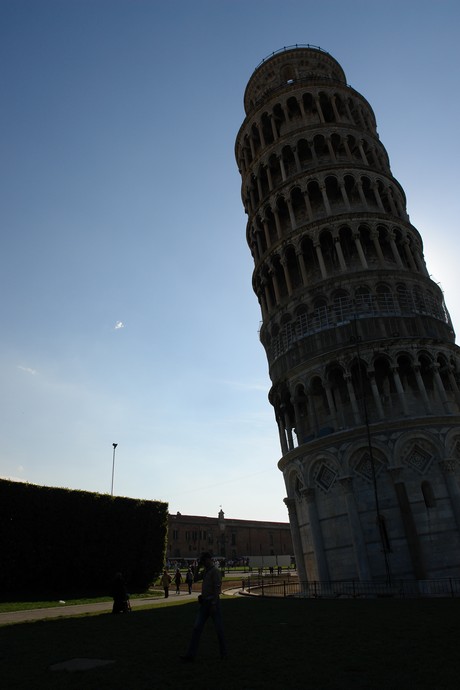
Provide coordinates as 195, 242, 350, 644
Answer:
0, 479, 168, 596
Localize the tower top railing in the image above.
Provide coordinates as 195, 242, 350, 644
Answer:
253, 44, 331, 73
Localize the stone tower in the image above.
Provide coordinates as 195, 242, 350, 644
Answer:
235, 45, 460, 582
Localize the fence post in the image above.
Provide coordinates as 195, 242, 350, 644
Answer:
283, 580, 286, 598
450, 578, 454, 598
262, 578, 264, 597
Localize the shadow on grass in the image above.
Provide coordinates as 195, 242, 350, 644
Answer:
1, 596, 460, 689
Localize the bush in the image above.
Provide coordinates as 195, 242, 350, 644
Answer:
0, 479, 168, 596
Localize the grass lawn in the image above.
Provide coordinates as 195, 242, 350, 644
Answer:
1, 596, 460, 689
0, 590, 163, 613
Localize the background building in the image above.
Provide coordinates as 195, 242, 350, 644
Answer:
167, 509, 293, 565
235, 45, 460, 582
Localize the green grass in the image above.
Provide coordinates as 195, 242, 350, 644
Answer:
1, 596, 460, 689
0, 590, 163, 613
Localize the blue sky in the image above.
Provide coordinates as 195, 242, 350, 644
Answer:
1, 0, 459, 522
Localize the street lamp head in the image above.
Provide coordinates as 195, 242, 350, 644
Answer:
113, 443, 118, 449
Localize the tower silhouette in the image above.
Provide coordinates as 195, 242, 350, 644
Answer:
235, 45, 460, 582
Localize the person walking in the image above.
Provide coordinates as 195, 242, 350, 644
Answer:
110, 572, 130, 614
174, 568, 183, 595
185, 567, 194, 594
160, 569, 172, 598
180, 552, 226, 662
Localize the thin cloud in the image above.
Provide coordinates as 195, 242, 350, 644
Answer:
114, 321, 125, 330
17, 365, 37, 375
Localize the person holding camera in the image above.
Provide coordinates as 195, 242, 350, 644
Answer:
180, 551, 227, 662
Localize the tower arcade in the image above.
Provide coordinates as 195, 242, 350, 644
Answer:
235, 45, 460, 582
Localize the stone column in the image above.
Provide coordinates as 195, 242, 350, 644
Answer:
255, 231, 263, 259
291, 396, 303, 441
433, 364, 455, 414
369, 371, 385, 420
356, 179, 368, 208
339, 181, 351, 210
256, 175, 263, 201
389, 467, 427, 580
258, 124, 266, 148
439, 459, 460, 534
314, 96, 325, 123
279, 155, 287, 181
388, 232, 404, 268
387, 188, 399, 216
339, 476, 372, 580
242, 145, 249, 170
320, 183, 332, 215
358, 140, 369, 165
372, 182, 385, 212
280, 256, 293, 296
326, 137, 337, 162
284, 497, 308, 584
414, 365, 432, 414
324, 383, 338, 428
308, 139, 319, 165
296, 247, 309, 286
331, 95, 341, 122
266, 165, 274, 191
447, 367, 460, 408
402, 239, 417, 271
301, 488, 330, 581
345, 374, 362, 425
353, 232, 368, 269
262, 279, 273, 312
259, 291, 268, 320
293, 146, 302, 173
413, 248, 429, 277
283, 408, 295, 450
314, 241, 328, 279
392, 366, 409, 416
276, 414, 289, 455
269, 266, 281, 304
302, 190, 313, 221
343, 137, 353, 160
370, 228, 386, 266
298, 97, 307, 120
273, 208, 283, 240
333, 234, 348, 271
286, 197, 297, 230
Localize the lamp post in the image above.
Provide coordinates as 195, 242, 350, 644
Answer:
111, 443, 118, 496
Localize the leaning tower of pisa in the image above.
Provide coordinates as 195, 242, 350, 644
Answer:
235, 45, 460, 583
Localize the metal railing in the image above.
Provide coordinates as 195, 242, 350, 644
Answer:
254, 45, 331, 71
241, 576, 460, 599
268, 294, 449, 362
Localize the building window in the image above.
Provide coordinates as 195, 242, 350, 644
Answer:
172, 530, 179, 540
231, 533, 236, 546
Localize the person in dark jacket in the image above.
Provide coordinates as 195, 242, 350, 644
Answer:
181, 552, 226, 661
185, 567, 194, 594
110, 572, 129, 614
